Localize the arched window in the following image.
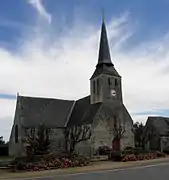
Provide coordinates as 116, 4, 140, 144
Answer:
93, 80, 96, 94
115, 79, 118, 86
15, 125, 18, 143
108, 78, 111, 86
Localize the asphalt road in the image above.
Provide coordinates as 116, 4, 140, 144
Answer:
32, 162, 169, 180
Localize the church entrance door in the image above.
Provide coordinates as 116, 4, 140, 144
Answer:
112, 138, 120, 151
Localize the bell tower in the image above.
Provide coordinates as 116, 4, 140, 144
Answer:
90, 18, 122, 104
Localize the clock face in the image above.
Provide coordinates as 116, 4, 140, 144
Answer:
111, 89, 116, 97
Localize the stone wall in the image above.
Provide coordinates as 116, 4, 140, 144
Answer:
9, 99, 26, 157
90, 74, 122, 104
120, 121, 134, 150
75, 139, 93, 156
92, 119, 113, 151
91, 107, 114, 154
161, 136, 169, 152
49, 128, 65, 153
91, 104, 134, 153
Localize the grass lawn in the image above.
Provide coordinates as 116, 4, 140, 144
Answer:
0, 156, 13, 163
0, 156, 12, 160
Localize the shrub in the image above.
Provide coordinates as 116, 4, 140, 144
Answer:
97, 146, 111, 155
156, 151, 166, 157
108, 150, 124, 161
163, 146, 169, 154
0, 144, 8, 156
124, 146, 135, 151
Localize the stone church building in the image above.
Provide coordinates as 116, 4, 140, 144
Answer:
9, 19, 134, 157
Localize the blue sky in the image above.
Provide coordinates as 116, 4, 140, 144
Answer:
1, 0, 169, 141
1, 0, 169, 49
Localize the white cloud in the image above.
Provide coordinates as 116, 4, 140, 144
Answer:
0, 99, 16, 142
1, 13, 169, 141
27, 0, 52, 24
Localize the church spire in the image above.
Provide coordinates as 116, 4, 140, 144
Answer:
90, 14, 120, 80
97, 16, 113, 67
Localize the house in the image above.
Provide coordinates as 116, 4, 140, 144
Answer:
144, 116, 169, 152
9, 18, 134, 157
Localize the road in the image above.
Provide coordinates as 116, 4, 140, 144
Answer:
18, 162, 169, 180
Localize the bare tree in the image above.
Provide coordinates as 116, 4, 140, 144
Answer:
64, 125, 92, 153
24, 123, 51, 156
112, 122, 126, 140
0, 136, 5, 145
133, 122, 144, 148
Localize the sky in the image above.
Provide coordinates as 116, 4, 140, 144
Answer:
1, 0, 169, 141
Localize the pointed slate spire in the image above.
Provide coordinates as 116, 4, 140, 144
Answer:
97, 16, 113, 67
90, 14, 120, 79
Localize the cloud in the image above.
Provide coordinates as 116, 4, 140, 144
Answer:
27, 0, 52, 24
1, 13, 169, 141
0, 99, 16, 142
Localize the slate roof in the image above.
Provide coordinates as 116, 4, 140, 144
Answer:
146, 116, 169, 136
18, 95, 75, 128
67, 96, 101, 126
90, 20, 120, 79
97, 21, 112, 66
17, 95, 101, 128
16, 94, 132, 129
91, 64, 120, 79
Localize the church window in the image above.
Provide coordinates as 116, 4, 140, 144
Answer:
97, 79, 100, 94
15, 125, 19, 143
108, 78, 111, 86
115, 79, 118, 86
93, 80, 96, 94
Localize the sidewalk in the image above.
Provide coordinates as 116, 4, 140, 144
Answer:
1, 157, 169, 179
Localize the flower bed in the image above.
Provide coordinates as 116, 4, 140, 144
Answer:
11, 153, 91, 171
108, 148, 167, 162
122, 151, 166, 162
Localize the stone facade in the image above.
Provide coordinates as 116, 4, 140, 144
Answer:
48, 128, 66, 153
90, 74, 122, 104
144, 117, 169, 151
9, 100, 25, 157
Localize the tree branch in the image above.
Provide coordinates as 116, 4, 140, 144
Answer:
64, 125, 92, 153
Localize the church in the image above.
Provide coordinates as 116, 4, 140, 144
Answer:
9, 19, 134, 157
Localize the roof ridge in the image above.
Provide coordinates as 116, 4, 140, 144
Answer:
64, 101, 76, 127
76, 95, 90, 102
19, 95, 74, 102
148, 116, 169, 119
